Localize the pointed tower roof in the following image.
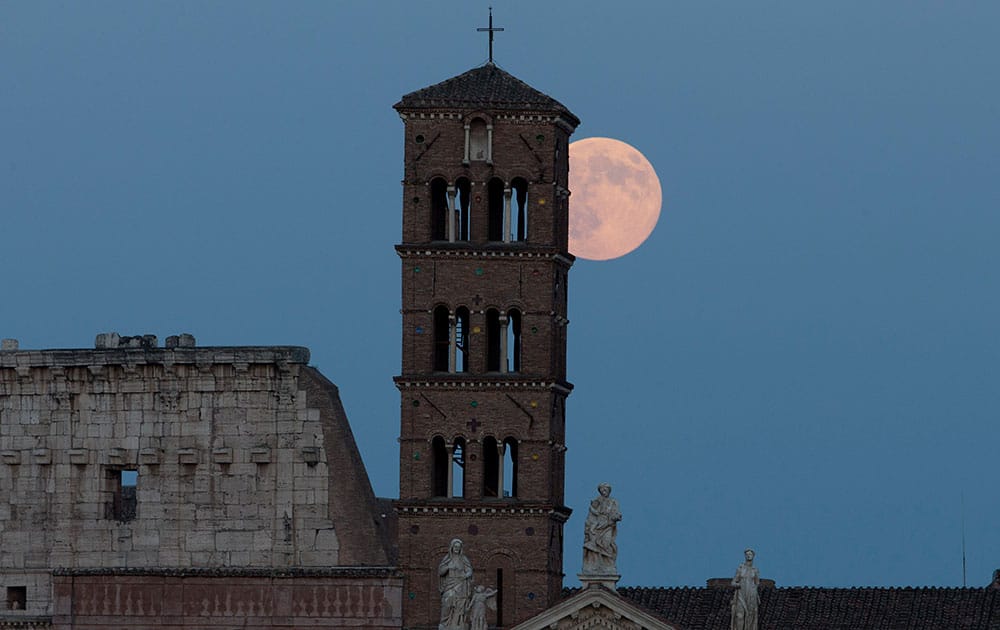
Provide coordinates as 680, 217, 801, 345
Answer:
394, 63, 579, 127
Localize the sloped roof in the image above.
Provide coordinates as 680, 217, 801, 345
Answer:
611, 586, 1000, 630
394, 62, 579, 126
510, 585, 680, 630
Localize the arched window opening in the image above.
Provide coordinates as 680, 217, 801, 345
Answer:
511, 178, 529, 241
433, 306, 450, 372
482, 436, 500, 497
502, 438, 518, 498
430, 178, 448, 241
506, 309, 522, 373
486, 309, 501, 372
455, 307, 470, 373
469, 119, 488, 162
487, 178, 505, 242
432, 436, 448, 497
455, 177, 472, 241
451, 438, 466, 498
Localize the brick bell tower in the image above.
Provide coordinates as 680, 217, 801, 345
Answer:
392, 44, 580, 629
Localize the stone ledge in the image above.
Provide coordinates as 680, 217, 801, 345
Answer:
0, 616, 52, 629
52, 566, 402, 578
395, 243, 569, 259
394, 376, 574, 393
0, 346, 310, 369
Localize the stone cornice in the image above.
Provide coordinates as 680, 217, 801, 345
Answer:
52, 566, 401, 578
0, 617, 52, 629
0, 346, 310, 370
396, 244, 576, 266
398, 111, 565, 125
394, 376, 573, 394
395, 501, 572, 521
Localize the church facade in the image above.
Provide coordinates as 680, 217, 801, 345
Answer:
1, 50, 999, 630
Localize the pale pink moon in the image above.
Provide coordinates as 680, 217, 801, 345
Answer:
568, 137, 662, 261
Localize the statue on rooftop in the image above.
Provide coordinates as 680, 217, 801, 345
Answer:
466, 584, 498, 630
438, 538, 474, 630
730, 548, 760, 630
582, 482, 622, 575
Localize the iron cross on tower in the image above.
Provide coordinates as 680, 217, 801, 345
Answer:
477, 7, 504, 63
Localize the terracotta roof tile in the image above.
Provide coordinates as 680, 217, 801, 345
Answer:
564, 586, 1000, 630
395, 63, 579, 126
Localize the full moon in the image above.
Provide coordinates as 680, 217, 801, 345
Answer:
568, 137, 662, 261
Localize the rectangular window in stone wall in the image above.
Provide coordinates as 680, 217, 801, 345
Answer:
6, 586, 26, 610
105, 469, 137, 522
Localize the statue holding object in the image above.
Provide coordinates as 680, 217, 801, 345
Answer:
582, 482, 622, 576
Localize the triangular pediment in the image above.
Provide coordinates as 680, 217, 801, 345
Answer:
510, 586, 683, 630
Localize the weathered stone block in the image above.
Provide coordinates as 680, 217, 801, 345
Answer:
94, 332, 120, 349
138, 447, 160, 465
185, 531, 215, 552
301, 445, 321, 466
314, 528, 339, 552
215, 530, 253, 552
177, 447, 199, 465
212, 446, 233, 464
106, 447, 125, 466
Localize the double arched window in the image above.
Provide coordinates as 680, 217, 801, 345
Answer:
428, 176, 529, 243
433, 305, 471, 373
485, 308, 522, 373
435, 305, 522, 373
487, 178, 530, 243
430, 177, 472, 242
433, 434, 517, 500
431, 436, 467, 498
482, 436, 518, 498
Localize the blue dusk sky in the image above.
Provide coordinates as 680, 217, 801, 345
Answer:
2, 2, 998, 588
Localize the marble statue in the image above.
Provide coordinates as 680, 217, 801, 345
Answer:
438, 538, 474, 630
582, 482, 622, 575
466, 584, 498, 630
730, 548, 760, 630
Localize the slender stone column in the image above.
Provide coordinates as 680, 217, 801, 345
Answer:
486, 124, 494, 164
463, 124, 471, 165
499, 313, 509, 374
448, 312, 457, 373
503, 187, 512, 243
447, 186, 457, 242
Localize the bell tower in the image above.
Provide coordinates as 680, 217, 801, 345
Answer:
393, 54, 580, 628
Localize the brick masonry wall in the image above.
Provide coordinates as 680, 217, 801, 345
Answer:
398, 255, 569, 381
394, 510, 566, 629
397, 385, 566, 503
0, 346, 390, 616
394, 103, 577, 628
400, 113, 571, 250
